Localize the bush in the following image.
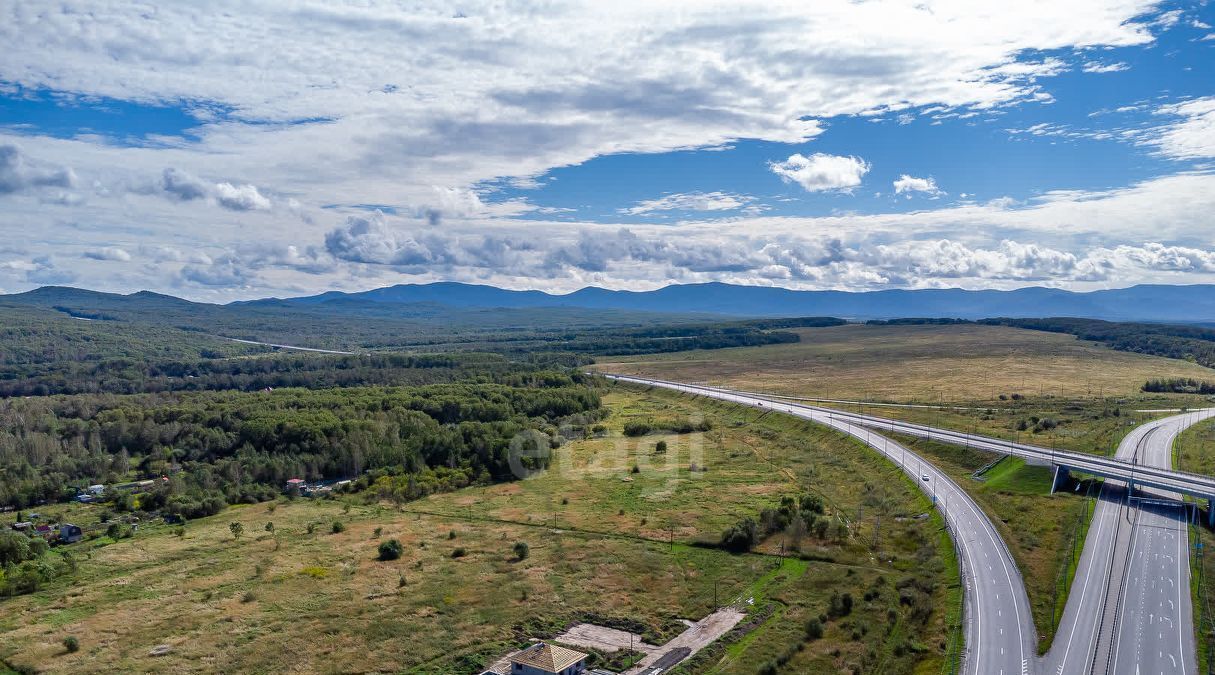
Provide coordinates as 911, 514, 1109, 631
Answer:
228, 522, 244, 539
331, 521, 345, 534
451, 547, 467, 558
805, 618, 824, 640
378, 539, 404, 561
62, 636, 79, 653
241, 590, 257, 603
655, 440, 668, 453
623, 421, 653, 437
720, 517, 758, 552
513, 541, 530, 561
448, 530, 457, 540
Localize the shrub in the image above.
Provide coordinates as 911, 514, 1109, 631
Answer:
805, 618, 824, 640
655, 440, 668, 453
631, 464, 641, 474
373, 527, 383, 538
451, 547, 467, 558
448, 530, 457, 540
378, 539, 404, 561
331, 521, 345, 534
62, 636, 79, 654
720, 517, 758, 552
241, 590, 257, 603
264, 522, 274, 533
229, 522, 244, 539
306, 522, 317, 535
513, 541, 530, 561
623, 421, 652, 437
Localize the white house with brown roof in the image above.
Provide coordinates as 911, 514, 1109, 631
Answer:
508, 643, 588, 675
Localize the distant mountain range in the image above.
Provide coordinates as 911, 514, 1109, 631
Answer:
4, 281, 1215, 323
240, 281, 1215, 323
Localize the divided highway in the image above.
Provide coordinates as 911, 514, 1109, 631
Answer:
605, 373, 1215, 675
604, 374, 1036, 675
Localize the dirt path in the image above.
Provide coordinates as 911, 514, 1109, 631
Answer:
622, 607, 745, 674
554, 624, 661, 655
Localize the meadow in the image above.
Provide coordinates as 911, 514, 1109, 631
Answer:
0, 387, 960, 674
594, 323, 1215, 403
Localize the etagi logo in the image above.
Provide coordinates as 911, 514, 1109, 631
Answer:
507, 414, 708, 500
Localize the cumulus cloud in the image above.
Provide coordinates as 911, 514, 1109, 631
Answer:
0, 144, 76, 195
622, 191, 754, 215
892, 175, 945, 198
769, 153, 870, 193
82, 246, 131, 262
161, 168, 272, 211
178, 255, 254, 287
214, 182, 271, 211
323, 209, 533, 271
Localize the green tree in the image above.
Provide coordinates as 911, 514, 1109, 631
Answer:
229, 522, 244, 539
378, 539, 403, 561
513, 541, 529, 561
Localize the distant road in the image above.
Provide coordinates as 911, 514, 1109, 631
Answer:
605, 373, 1036, 675
221, 337, 356, 355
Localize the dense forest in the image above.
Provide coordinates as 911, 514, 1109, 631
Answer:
0, 299, 815, 396
0, 366, 603, 512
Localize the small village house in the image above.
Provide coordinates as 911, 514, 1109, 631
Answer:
508, 643, 588, 675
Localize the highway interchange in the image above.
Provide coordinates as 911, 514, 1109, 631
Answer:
603, 374, 1215, 675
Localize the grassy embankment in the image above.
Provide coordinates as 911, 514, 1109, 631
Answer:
1175, 418, 1215, 672
0, 386, 960, 675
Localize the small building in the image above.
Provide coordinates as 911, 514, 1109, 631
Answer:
88, 484, 105, 496
59, 523, 83, 543
509, 643, 588, 675
285, 478, 306, 491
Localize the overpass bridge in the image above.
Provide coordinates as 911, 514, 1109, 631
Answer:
603, 374, 1215, 521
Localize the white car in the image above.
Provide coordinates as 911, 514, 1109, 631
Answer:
921, 473, 930, 482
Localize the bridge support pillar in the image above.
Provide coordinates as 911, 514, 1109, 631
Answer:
1208, 498, 1215, 528
1050, 465, 1070, 494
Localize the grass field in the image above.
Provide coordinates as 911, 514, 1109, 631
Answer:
880, 435, 1095, 654
594, 323, 1215, 403
0, 386, 960, 675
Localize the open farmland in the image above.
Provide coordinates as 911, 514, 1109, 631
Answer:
594, 323, 1215, 403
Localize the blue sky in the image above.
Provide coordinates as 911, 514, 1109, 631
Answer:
1, 1, 1213, 299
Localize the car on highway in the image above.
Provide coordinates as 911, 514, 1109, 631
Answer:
921, 473, 930, 482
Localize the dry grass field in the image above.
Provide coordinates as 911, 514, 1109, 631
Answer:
594, 323, 1215, 403
0, 387, 960, 675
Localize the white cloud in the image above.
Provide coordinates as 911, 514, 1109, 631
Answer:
622, 191, 754, 215
1082, 61, 1129, 73
769, 153, 870, 193
82, 246, 131, 262
214, 182, 271, 211
892, 175, 945, 198
161, 168, 273, 211
1141, 97, 1215, 160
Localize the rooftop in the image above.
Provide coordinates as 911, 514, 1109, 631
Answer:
510, 643, 587, 672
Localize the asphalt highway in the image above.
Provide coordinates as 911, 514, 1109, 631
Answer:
605, 374, 1036, 675
605, 373, 1215, 675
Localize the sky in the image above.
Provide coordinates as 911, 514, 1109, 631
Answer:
1, 1, 1213, 301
